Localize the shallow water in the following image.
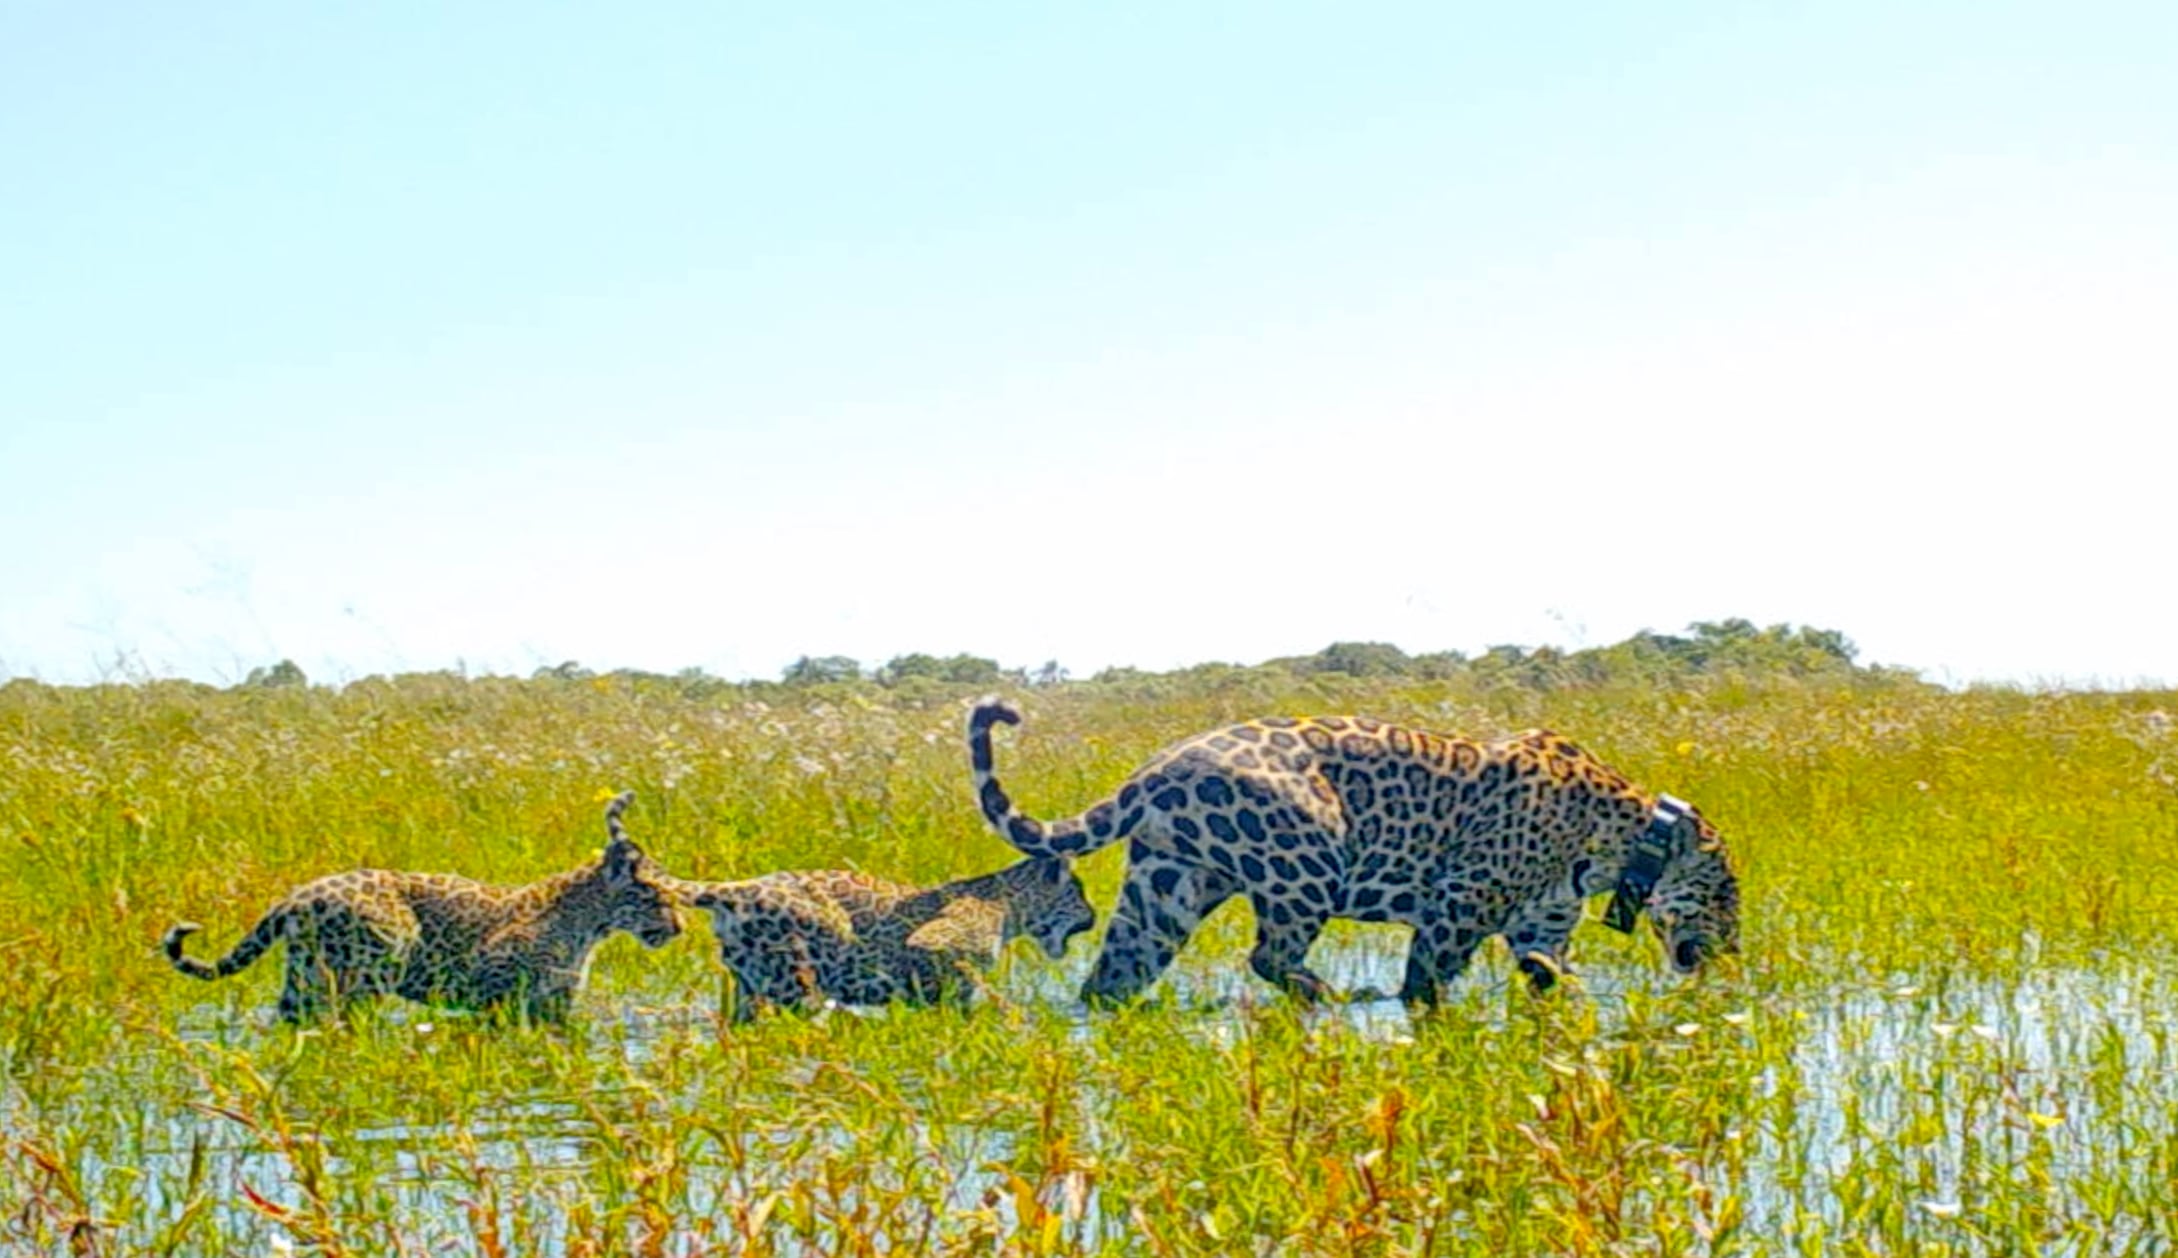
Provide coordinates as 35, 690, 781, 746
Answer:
1047, 931, 2178, 1250
17, 932, 2178, 1254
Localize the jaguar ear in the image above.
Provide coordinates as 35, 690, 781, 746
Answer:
1679, 812, 1724, 856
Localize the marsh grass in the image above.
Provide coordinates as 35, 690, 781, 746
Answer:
3, 670, 2176, 1253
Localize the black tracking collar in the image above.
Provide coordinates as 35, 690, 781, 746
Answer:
1604, 794, 1691, 934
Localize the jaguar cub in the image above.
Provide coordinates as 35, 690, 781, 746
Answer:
658, 814, 1094, 1020
163, 792, 683, 1023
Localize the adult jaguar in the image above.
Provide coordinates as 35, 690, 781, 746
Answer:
967, 700, 1739, 1006
163, 792, 683, 1023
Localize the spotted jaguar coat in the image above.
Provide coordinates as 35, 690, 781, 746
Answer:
163, 792, 683, 1023
968, 700, 1739, 1006
671, 854, 1095, 1021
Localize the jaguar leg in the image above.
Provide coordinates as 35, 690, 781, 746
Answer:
1080, 852, 1237, 1007
1246, 899, 1334, 1002
1398, 900, 1492, 1007
277, 958, 333, 1024
1501, 894, 1582, 995
522, 985, 576, 1024
720, 961, 797, 1023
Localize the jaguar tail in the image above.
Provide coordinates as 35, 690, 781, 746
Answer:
163, 911, 283, 981
967, 698, 1136, 860
604, 789, 637, 847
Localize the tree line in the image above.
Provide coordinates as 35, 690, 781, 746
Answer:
175, 618, 1894, 698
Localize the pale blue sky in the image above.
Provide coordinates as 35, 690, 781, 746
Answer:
4, 2, 2173, 687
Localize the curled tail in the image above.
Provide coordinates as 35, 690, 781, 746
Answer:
604, 789, 637, 846
967, 698, 1134, 859
163, 913, 282, 981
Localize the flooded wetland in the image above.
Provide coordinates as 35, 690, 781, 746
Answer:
3, 663, 2174, 1254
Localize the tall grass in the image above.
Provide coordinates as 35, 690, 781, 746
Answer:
2, 669, 2174, 1253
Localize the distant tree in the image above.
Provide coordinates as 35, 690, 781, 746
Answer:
1519, 644, 1574, 687
1476, 644, 1528, 670
534, 660, 594, 682
875, 653, 945, 686
1029, 659, 1069, 687
1794, 626, 1859, 664
1690, 618, 1760, 643
782, 655, 863, 686
1587, 621, 1863, 681
242, 659, 308, 689
1309, 642, 1411, 677
937, 654, 1005, 686
672, 666, 735, 699
1408, 650, 1468, 680
1684, 620, 1861, 674
875, 653, 1005, 687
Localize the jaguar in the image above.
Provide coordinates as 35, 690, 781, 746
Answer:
163, 792, 683, 1022
967, 699, 1739, 1006
661, 815, 1095, 1020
